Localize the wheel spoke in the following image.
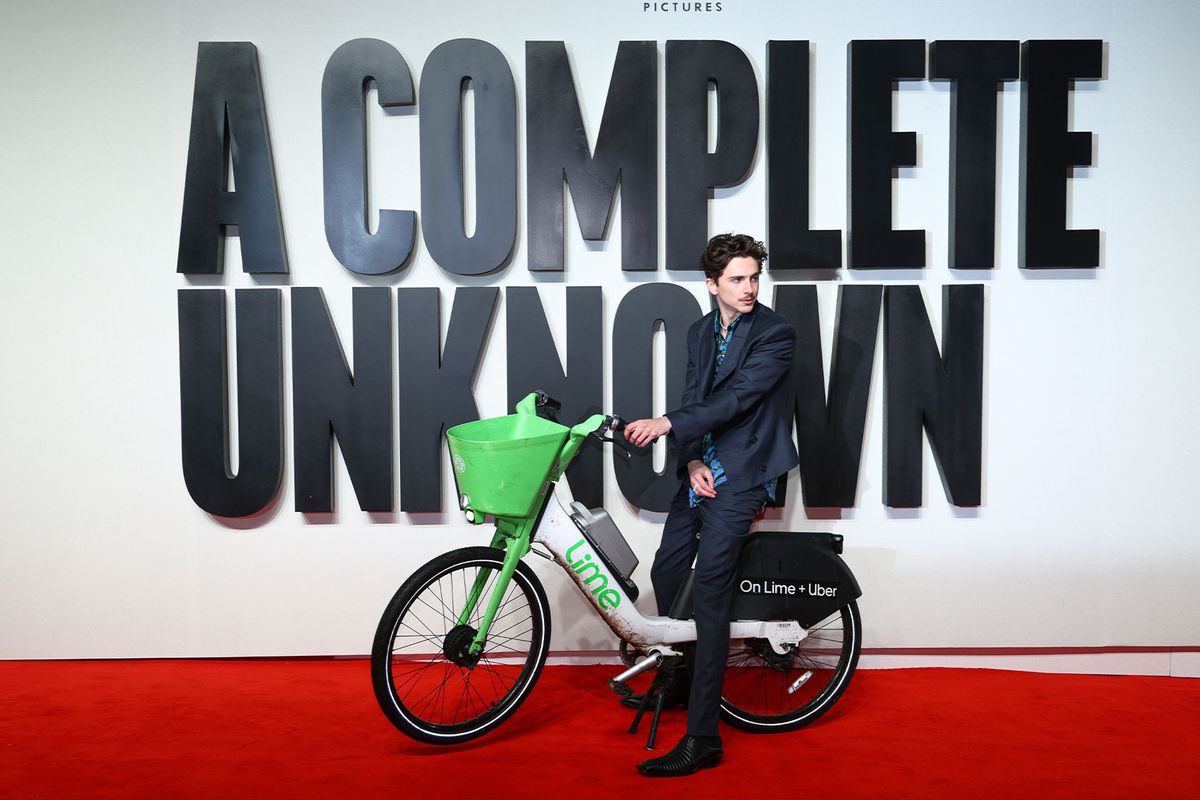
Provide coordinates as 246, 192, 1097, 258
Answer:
373, 551, 547, 741
720, 604, 859, 729
476, 657, 511, 697
409, 663, 458, 720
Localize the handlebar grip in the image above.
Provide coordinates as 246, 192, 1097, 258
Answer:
533, 390, 562, 411
609, 415, 627, 432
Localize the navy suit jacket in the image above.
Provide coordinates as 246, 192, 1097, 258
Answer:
665, 302, 799, 493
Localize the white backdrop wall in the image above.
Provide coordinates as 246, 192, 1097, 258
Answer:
2, 0, 1199, 669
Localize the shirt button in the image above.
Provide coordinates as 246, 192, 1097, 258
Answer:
759, 465, 767, 472
749, 436, 757, 444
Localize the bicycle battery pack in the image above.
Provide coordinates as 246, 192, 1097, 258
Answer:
568, 503, 640, 601
730, 532, 862, 629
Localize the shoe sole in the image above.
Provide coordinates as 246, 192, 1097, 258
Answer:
636, 751, 722, 777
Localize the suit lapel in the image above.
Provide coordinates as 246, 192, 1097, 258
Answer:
699, 310, 717, 398
712, 305, 758, 389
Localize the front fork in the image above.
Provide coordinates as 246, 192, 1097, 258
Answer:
459, 515, 537, 656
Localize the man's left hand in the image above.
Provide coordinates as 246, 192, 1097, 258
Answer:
623, 416, 672, 448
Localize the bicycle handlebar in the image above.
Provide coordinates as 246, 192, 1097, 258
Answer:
525, 390, 627, 435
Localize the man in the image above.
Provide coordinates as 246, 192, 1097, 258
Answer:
623, 233, 799, 777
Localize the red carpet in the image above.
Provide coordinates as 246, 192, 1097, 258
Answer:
1, 661, 1197, 798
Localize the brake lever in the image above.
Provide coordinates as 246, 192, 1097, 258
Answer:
589, 431, 633, 460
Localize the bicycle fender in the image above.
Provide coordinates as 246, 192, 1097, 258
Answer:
730, 532, 862, 630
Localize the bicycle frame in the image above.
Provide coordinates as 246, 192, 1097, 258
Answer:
533, 485, 806, 653
372, 394, 863, 746
455, 397, 805, 658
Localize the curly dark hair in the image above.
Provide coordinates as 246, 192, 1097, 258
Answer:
699, 233, 768, 282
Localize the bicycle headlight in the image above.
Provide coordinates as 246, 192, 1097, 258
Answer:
464, 509, 477, 524
458, 493, 470, 510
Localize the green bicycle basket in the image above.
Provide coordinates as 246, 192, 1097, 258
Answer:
446, 413, 570, 517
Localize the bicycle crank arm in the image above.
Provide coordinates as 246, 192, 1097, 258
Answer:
608, 647, 679, 695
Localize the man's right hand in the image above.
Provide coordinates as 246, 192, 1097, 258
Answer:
688, 460, 717, 499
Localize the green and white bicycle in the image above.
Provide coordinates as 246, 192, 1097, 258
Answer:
371, 391, 862, 745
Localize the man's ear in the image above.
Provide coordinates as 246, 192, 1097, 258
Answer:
705, 278, 718, 296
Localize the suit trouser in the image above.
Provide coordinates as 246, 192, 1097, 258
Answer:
650, 479, 768, 737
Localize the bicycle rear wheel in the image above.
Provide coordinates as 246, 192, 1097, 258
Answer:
719, 601, 861, 732
371, 546, 551, 744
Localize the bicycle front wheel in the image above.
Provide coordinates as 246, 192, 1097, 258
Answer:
371, 546, 551, 744
720, 601, 861, 732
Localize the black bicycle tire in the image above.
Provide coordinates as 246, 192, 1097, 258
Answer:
370, 546, 551, 744
719, 600, 861, 732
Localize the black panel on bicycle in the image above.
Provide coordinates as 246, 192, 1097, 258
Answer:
671, 532, 860, 628
568, 503, 640, 601
732, 532, 861, 628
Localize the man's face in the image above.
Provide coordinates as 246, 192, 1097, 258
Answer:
706, 255, 761, 319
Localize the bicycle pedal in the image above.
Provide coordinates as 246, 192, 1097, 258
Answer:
608, 678, 633, 697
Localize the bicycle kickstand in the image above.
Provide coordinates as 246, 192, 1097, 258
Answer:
627, 656, 683, 750
628, 687, 668, 749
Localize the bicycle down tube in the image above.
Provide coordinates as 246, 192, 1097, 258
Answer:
532, 482, 805, 652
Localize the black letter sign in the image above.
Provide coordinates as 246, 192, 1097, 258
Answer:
178, 43, 288, 275
419, 40, 517, 276
774, 284, 881, 507
292, 288, 394, 512
847, 40, 926, 269
767, 41, 841, 269
322, 38, 417, 275
1019, 40, 1104, 268
612, 284, 703, 510
929, 40, 1020, 269
666, 41, 760, 270
506, 287, 604, 507
178, 289, 284, 517
526, 42, 657, 272
398, 288, 499, 511
883, 285, 984, 507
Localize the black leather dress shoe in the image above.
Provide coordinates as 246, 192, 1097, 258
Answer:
636, 735, 723, 777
